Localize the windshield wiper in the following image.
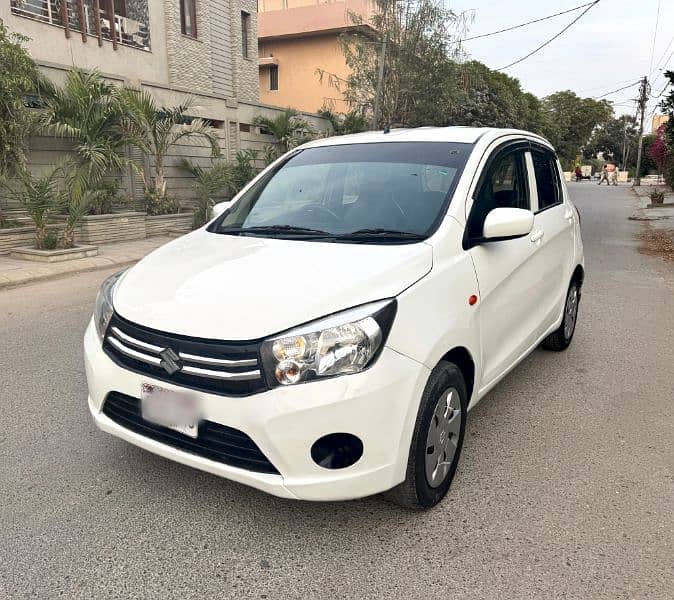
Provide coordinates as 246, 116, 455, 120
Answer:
217, 225, 332, 237
335, 228, 425, 241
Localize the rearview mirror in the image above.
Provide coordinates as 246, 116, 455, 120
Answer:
212, 200, 232, 218
483, 207, 533, 241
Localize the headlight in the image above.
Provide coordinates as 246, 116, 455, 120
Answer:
93, 269, 127, 342
260, 299, 396, 387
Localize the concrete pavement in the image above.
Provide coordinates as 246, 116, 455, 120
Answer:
0, 184, 672, 599
0, 236, 172, 290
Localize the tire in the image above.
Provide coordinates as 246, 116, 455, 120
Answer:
384, 361, 467, 510
542, 279, 581, 351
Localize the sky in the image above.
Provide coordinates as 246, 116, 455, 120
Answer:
447, 0, 673, 130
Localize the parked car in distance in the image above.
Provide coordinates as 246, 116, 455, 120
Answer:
84, 127, 584, 509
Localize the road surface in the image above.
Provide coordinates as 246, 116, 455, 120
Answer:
1, 184, 672, 599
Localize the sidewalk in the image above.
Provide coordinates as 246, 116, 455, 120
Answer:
0, 236, 173, 290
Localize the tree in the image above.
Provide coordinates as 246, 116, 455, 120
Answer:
648, 124, 669, 181
540, 91, 613, 163
583, 114, 639, 168
0, 20, 49, 180
253, 108, 313, 157
119, 90, 220, 214
4, 166, 61, 248
337, 0, 467, 128
41, 69, 127, 209
318, 109, 368, 135
657, 70, 674, 186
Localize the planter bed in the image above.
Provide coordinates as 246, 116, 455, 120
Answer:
146, 213, 193, 237
10, 245, 98, 263
0, 225, 61, 255
54, 212, 147, 245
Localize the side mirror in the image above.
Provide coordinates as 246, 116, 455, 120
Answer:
212, 200, 232, 217
483, 207, 534, 241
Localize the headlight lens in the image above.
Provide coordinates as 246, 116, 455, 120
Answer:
93, 269, 127, 341
260, 299, 396, 387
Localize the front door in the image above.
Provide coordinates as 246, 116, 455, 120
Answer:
466, 144, 542, 390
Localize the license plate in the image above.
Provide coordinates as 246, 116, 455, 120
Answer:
141, 383, 200, 438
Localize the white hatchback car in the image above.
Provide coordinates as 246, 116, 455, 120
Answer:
85, 127, 583, 509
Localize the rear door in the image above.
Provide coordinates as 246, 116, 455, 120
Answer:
466, 142, 542, 389
527, 146, 575, 335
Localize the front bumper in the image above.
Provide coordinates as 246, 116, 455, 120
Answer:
84, 319, 430, 501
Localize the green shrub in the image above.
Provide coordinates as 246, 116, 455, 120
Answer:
144, 189, 180, 216
42, 229, 58, 249
87, 180, 119, 215
649, 188, 665, 204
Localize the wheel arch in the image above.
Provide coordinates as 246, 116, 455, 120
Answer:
572, 264, 584, 287
440, 346, 475, 403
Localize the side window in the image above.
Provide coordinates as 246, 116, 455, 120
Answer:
468, 150, 529, 239
531, 150, 562, 211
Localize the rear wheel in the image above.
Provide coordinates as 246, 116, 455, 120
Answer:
384, 361, 467, 510
542, 280, 581, 351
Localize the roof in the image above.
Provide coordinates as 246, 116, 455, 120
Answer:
301, 127, 552, 148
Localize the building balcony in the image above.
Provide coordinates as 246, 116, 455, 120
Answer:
10, 0, 151, 51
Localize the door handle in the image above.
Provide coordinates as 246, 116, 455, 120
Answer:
564, 210, 574, 221
530, 230, 544, 243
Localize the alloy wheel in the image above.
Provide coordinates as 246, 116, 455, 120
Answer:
564, 285, 579, 340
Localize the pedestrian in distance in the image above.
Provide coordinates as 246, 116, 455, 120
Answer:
575, 165, 583, 182
607, 162, 619, 186
597, 164, 610, 185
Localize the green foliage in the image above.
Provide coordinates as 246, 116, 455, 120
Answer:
539, 91, 613, 163
4, 167, 62, 249
318, 109, 369, 135
180, 159, 232, 228
118, 89, 220, 204
640, 134, 658, 177
41, 69, 126, 197
0, 20, 50, 180
253, 109, 313, 153
144, 188, 180, 216
42, 229, 58, 250
583, 115, 638, 168
0, 208, 21, 229
657, 70, 674, 186
649, 188, 665, 204
86, 179, 119, 215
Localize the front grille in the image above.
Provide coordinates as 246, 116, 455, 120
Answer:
103, 313, 267, 396
102, 392, 279, 474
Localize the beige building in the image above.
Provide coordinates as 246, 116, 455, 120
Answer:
258, 0, 376, 113
651, 114, 670, 133
1, 0, 329, 210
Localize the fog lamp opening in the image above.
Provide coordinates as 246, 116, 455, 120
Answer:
311, 433, 363, 470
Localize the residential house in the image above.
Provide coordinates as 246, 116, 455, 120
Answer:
1, 0, 329, 212
258, 0, 376, 113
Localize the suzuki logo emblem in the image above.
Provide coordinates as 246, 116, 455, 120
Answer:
159, 347, 182, 375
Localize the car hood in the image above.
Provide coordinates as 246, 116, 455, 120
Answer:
113, 230, 433, 340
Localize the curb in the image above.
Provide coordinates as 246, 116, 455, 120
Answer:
0, 258, 138, 291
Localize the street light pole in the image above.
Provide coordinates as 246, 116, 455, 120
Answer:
633, 76, 649, 187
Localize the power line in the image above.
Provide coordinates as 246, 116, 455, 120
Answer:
462, 2, 596, 42
649, 34, 674, 76
593, 80, 640, 100
496, 1, 601, 71
648, 0, 662, 73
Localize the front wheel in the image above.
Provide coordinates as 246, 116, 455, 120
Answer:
384, 361, 467, 510
542, 280, 581, 351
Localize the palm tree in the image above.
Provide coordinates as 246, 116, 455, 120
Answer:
41, 69, 127, 200
5, 167, 61, 249
253, 108, 313, 155
119, 90, 220, 210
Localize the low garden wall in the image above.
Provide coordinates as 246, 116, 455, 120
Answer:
146, 213, 193, 237
0, 225, 61, 255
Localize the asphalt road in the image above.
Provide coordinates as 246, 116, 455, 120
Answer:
1, 184, 672, 600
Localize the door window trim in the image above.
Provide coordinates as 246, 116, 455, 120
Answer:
463, 140, 531, 249
529, 144, 564, 214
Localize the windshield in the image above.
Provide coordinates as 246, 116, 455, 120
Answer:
211, 142, 473, 243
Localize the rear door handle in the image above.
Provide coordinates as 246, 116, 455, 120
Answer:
530, 230, 544, 243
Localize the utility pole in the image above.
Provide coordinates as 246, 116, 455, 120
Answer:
633, 76, 650, 187
371, 35, 387, 131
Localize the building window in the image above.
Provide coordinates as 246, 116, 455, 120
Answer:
269, 65, 279, 91
239, 123, 251, 133
181, 0, 197, 38
241, 11, 250, 57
